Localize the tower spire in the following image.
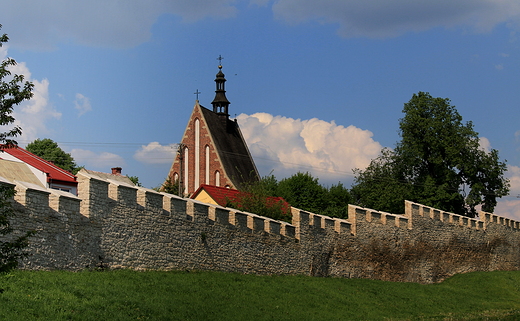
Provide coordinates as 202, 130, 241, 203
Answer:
211, 56, 230, 118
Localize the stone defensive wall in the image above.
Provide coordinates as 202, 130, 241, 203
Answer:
1, 171, 520, 283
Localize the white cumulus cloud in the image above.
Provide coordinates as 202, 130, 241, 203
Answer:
479, 137, 491, 152
134, 142, 177, 165
70, 149, 125, 170
0, 46, 61, 143
271, 0, 520, 38
236, 113, 382, 185
74, 93, 92, 116
494, 165, 520, 220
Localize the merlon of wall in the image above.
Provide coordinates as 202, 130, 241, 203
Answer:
347, 204, 409, 236
406, 200, 520, 232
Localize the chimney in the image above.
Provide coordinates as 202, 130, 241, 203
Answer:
111, 167, 122, 175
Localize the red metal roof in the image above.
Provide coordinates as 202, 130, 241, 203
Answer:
0, 145, 77, 185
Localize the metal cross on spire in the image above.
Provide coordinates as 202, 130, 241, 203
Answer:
217, 55, 224, 68
194, 89, 201, 101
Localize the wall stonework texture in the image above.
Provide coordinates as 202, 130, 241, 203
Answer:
2, 172, 519, 284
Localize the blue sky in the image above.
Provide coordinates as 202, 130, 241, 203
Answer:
2, 0, 520, 218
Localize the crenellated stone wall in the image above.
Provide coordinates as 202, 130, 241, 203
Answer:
1, 171, 519, 283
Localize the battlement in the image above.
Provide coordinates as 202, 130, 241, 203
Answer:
481, 211, 520, 230
2, 172, 520, 283
78, 171, 301, 239
405, 200, 520, 232
347, 204, 410, 236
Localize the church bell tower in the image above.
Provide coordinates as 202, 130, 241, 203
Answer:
211, 60, 230, 120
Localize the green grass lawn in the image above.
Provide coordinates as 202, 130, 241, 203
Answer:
1, 269, 520, 320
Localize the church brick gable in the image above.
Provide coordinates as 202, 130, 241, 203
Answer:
167, 102, 234, 196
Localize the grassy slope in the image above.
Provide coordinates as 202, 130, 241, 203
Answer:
1, 270, 520, 320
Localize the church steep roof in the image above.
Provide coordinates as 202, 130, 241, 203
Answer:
199, 105, 259, 189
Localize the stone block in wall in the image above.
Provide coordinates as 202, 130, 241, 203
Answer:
14, 181, 51, 219
452, 214, 461, 224
77, 173, 110, 218
187, 200, 211, 223
386, 215, 395, 227
281, 223, 296, 238
334, 219, 352, 235
137, 188, 163, 210
108, 182, 137, 206
265, 220, 281, 235
432, 210, 441, 221
397, 217, 410, 229
248, 214, 265, 233
292, 208, 311, 239
371, 212, 382, 224
48, 189, 82, 221
234, 212, 250, 232
164, 194, 187, 217
310, 214, 321, 227
213, 207, 231, 227
323, 217, 335, 231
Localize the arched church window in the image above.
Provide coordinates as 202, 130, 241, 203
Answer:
195, 118, 200, 189
184, 146, 189, 194
205, 145, 210, 185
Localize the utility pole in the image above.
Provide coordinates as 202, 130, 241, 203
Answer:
178, 143, 185, 197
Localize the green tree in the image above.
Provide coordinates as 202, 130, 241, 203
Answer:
0, 25, 35, 273
0, 185, 35, 273
26, 138, 79, 174
321, 182, 352, 219
0, 26, 33, 147
351, 92, 509, 217
276, 172, 327, 214
127, 176, 142, 187
159, 175, 180, 195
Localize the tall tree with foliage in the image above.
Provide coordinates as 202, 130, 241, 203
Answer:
351, 92, 509, 217
0, 26, 33, 147
26, 138, 80, 174
0, 25, 35, 273
276, 172, 326, 214
275, 172, 352, 218
159, 175, 180, 195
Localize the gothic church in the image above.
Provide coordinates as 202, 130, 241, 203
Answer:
167, 63, 259, 196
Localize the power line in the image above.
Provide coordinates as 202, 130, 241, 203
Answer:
15, 140, 517, 198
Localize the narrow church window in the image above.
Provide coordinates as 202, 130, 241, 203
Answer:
195, 119, 200, 190
215, 171, 220, 187
205, 145, 210, 184
184, 147, 189, 194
